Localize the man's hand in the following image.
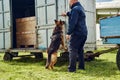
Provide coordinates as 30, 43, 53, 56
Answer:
66, 35, 71, 40
61, 12, 67, 17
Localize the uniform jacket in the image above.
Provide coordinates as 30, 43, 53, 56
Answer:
67, 2, 88, 36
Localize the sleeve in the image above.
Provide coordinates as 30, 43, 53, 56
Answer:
67, 12, 70, 17
67, 9, 79, 35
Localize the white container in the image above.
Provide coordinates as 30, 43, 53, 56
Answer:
0, 0, 96, 51
78, 0, 96, 50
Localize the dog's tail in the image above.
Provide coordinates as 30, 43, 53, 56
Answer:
45, 54, 52, 69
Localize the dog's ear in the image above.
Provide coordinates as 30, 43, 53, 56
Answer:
60, 20, 65, 25
54, 19, 58, 24
62, 21, 65, 24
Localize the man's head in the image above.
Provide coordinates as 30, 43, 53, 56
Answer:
69, 0, 78, 7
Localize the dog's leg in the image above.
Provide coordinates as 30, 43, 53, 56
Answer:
48, 62, 53, 70
50, 52, 57, 70
61, 35, 65, 49
53, 53, 57, 69
45, 53, 52, 69
45, 60, 49, 69
45, 54, 49, 69
61, 35, 68, 51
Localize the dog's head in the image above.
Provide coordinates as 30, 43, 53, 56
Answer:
54, 20, 65, 30
54, 19, 65, 25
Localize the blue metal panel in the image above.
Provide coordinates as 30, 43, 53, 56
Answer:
103, 38, 120, 44
100, 16, 120, 44
100, 16, 120, 37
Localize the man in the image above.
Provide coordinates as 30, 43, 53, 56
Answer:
62, 0, 88, 72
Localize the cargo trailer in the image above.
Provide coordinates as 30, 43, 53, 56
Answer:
0, 0, 96, 60
100, 15, 120, 70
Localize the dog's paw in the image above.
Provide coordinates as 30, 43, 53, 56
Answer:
45, 64, 49, 69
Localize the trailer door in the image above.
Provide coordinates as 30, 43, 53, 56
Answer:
35, 0, 56, 49
35, 0, 56, 26
0, 0, 11, 49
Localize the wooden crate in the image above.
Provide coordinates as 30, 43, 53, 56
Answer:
16, 17, 36, 32
16, 17, 37, 48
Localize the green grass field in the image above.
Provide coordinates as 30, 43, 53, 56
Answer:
0, 48, 120, 80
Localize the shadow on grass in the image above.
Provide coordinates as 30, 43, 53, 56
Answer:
2, 56, 68, 67
2, 56, 119, 77
2, 57, 46, 66
82, 59, 119, 77
53, 59, 119, 77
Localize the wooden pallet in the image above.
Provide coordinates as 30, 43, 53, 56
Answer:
17, 44, 36, 48
16, 16, 37, 48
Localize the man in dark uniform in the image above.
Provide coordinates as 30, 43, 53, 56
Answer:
62, 0, 88, 72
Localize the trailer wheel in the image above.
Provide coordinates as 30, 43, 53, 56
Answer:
31, 52, 43, 60
116, 49, 120, 70
3, 52, 13, 61
60, 51, 69, 61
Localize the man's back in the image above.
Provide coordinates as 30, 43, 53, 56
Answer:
67, 2, 88, 36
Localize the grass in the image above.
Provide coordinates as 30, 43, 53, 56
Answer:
0, 48, 120, 80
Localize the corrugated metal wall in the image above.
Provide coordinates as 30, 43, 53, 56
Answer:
35, 0, 57, 49
0, 0, 11, 49
35, 0, 56, 25
35, 0, 68, 49
0, 0, 96, 51
0, 0, 3, 48
35, 0, 96, 50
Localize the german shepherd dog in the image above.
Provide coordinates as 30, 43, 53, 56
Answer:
45, 20, 65, 70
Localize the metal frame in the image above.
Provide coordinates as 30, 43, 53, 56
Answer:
10, 0, 13, 49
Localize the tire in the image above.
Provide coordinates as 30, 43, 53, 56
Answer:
60, 52, 69, 61
85, 51, 94, 61
3, 52, 13, 61
116, 49, 120, 70
31, 52, 43, 60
